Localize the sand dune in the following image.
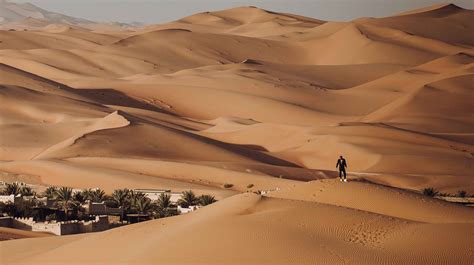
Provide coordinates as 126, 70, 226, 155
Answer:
0, 227, 54, 241
1, 180, 472, 265
374, 4, 474, 46
143, 6, 324, 38
0, 3, 473, 264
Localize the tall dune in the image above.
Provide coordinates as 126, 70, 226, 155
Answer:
2, 181, 473, 265
0, 3, 473, 265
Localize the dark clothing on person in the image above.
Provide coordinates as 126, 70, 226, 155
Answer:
339, 168, 346, 178
336, 158, 347, 180
336, 158, 347, 170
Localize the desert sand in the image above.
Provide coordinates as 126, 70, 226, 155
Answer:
0, 227, 53, 241
0, 2, 473, 264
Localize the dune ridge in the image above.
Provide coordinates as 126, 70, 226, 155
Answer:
0, 3, 473, 265
32, 110, 131, 159
1, 180, 473, 265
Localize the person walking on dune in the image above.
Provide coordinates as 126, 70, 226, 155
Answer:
336, 156, 348, 182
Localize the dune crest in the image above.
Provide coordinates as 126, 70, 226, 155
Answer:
0, 3, 473, 265
33, 111, 131, 159
2, 181, 473, 265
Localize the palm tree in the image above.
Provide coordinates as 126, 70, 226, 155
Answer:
135, 197, 153, 215
199, 194, 217, 206
55, 187, 74, 220
122, 191, 150, 222
2, 182, 21, 195
12, 198, 41, 218
73, 191, 87, 205
111, 189, 130, 207
43, 186, 57, 199
90, 189, 106, 203
20, 186, 34, 196
128, 190, 146, 207
1, 182, 34, 196
69, 191, 86, 220
111, 189, 130, 221
137, 197, 153, 222
156, 193, 172, 209
177, 190, 199, 208
422, 187, 439, 197
81, 188, 93, 201
154, 193, 178, 218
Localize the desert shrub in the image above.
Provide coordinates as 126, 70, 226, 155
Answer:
422, 187, 439, 197
457, 190, 467, 198
247, 184, 254, 189
223, 183, 234, 189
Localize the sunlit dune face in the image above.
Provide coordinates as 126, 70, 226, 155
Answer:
0, 2, 473, 265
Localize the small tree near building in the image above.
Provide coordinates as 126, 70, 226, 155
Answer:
177, 190, 199, 208
199, 194, 217, 206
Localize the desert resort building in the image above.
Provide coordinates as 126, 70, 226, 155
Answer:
0, 184, 203, 236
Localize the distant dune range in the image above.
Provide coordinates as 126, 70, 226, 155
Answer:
0, 2, 473, 264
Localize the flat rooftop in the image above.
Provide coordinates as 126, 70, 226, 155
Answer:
133, 189, 171, 193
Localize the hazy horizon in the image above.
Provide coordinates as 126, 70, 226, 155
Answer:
9, 0, 474, 24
